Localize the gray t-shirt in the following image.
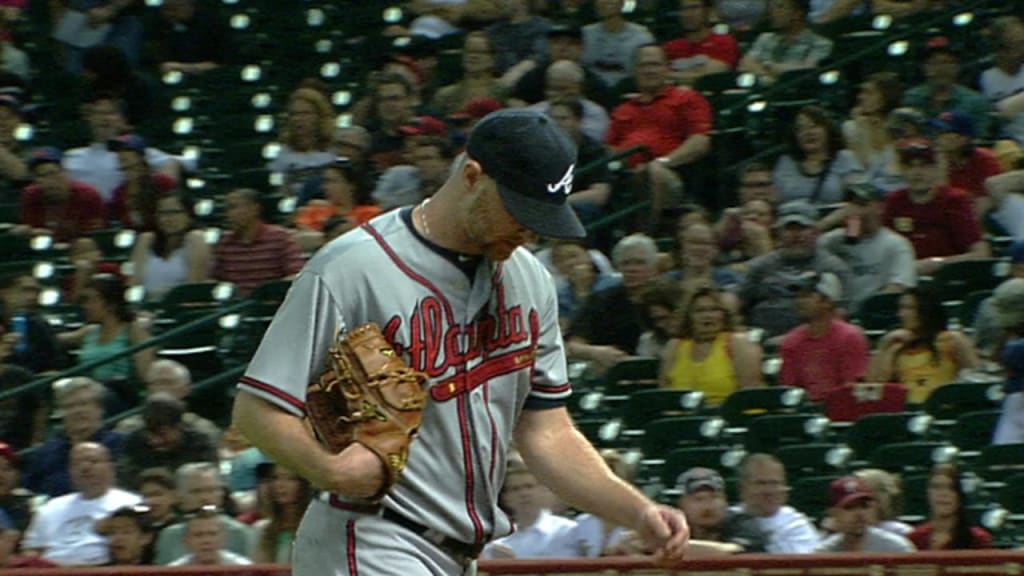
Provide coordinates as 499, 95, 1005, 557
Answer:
773, 149, 864, 205
818, 227, 917, 312
816, 526, 916, 553
581, 21, 654, 88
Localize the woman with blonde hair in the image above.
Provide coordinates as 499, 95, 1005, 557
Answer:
660, 286, 763, 406
854, 468, 913, 535
268, 87, 336, 196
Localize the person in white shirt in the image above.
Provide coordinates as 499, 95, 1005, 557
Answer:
168, 508, 252, 566
21, 442, 142, 566
815, 476, 915, 552
483, 456, 578, 559
62, 95, 191, 202
980, 16, 1024, 145
731, 453, 820, 554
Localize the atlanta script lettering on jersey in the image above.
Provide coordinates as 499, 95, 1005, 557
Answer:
382, 290, 540, 401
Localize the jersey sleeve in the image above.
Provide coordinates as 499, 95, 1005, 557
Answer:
238, 271, 344, 416
525, 271, 572, 410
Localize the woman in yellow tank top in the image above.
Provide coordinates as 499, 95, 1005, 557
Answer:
869, 288, 979, 404
659, 287, 764, 405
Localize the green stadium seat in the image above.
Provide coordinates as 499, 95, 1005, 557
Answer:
868, 441, 959, 475
999, 474, 1024, 514
620, 389, 706, 430
719, 386, 808, 428
600, 357, 661, 396
789, 475, 839, 521
744, 413, 831, 454
929, 258, 1009, 305
948, 410, 1002, 453
639, 415, 726, 459
662, 446, 745, 487
958, 290, 993, 331
924, 382, 1005, 423
899, 474, 931, 520
854, 292, 902, 337
977, 444, 1024, 483
845, 412, 932, 461
776, 443, 851, 477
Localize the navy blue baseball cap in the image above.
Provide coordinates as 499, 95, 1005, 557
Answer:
466, 108, 585, 240
108, 133, 147, 153
28, 146, 63, 169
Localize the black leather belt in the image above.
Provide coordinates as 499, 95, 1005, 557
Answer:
382, 508, 484, 563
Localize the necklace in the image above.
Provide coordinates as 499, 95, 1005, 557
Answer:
417, 198, 432, 238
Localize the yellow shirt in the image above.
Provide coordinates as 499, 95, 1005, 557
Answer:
667, 334, 737, 406
894, 331, 960, 404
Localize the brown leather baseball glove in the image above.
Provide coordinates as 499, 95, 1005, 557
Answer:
305, 323, 428, 500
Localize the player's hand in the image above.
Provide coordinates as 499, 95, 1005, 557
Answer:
588, 345, 628, 374
486, 542, 516, 559
635, 504, 689, 567
327, 443, 387, 499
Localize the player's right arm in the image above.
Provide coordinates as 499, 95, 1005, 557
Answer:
232, 392, 384, 498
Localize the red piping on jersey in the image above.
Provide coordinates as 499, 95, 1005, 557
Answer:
346, 519, 359, 575
238, 376, 305, 412
328, 494, 380, 514
483, 382, 499, 487
362, 221, 485, 543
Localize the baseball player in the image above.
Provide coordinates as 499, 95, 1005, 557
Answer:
232, 108, 689, 575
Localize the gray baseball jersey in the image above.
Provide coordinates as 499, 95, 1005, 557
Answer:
239, 208, 572, 549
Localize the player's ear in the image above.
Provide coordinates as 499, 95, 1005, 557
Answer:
462, 157, 486, 195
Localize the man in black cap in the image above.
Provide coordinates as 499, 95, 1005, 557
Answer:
675, 467, 767, 554
232, 108, 690, 575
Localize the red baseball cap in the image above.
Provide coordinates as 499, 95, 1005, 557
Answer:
829, 476, 875, 508
449, 98, 504, 122
399, 116, 448, 138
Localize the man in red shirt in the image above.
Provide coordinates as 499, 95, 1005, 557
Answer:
663, 0, 740, 86
607, 43, 713, 231
17, 147, 104, 242
931, 111, 1004, 221
883, 139, 990, 276
779, 272, 870, 402
213, 188, 304, 296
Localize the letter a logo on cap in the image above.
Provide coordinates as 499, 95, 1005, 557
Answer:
546, 163, 575, 196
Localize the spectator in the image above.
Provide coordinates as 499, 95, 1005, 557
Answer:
58, 274, 155, 387
990, 278, 1024, 445
739, 200, 851, 340
114, 360, 220, 444
735, 161, 778, 205
779, 272, 869, 401
901, 37, 992, 138
606, 44, 712, 228
24, 377, 124, 498
931, 111, 1004, 219
251, 462, 311, 563
0, 442, 31, 533
295, 158, 381, 234
733, 453, 820, 553
372, 135, 458, 212
636, 279, 684, 358
167, 507, 252, 566
154, 462, 252, 565
129, 191, 210, 302
661, 286, 763, 405
718, 199, 775, 271
362, 72, 417, 171
146, 0, 228, 76
714, 0, 767, 31
546, 239, 619, 330
980, 17, 1024, 145
773, 105, 864, 206
568, 234, 659, 369
817, 183, 916, 312
95, 505, 153, 566
17, 147, 104, 242
985, 169, 1024, 242
0, 95, 28, 192
883, 139, 990, 277
738, 0, 833, 84
0, 27, 26, 80
63, 95, 188, 203
21, 442, 141, 566
565, 449, 632, 556
269, 87, 336, 197
509, 24, 612, 109
669, 221, 743, 293
908, 464, 992, 550
485, 0, 550, 75
107, 134, 177, 232
547, 97, 612, 222
664, 0, 740, 86
842, 72, 908, 194
676, 467, 767, 553
528, 60, 609, 143
810, 0, 866, 23
78, 44, 156, 125
869, 287, 979, 404
582, 0, 654, 90
854, 468, 913, 536
212, 188, 304, 297
0, 325, 42, 452
431, 32, 508, 118
483, 456, 578, 559
137, 468, 179, 535
815, 476, 915, 552
117, 393, 219, 491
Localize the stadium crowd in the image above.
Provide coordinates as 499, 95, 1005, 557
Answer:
0, 0, 1023, 568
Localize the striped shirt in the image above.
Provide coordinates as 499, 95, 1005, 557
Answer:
213, 223, 304, 295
